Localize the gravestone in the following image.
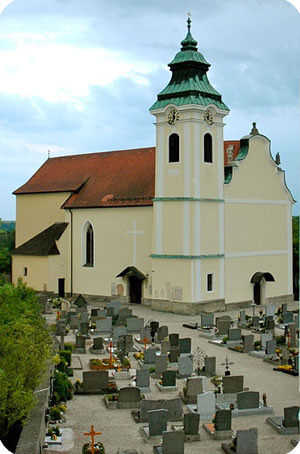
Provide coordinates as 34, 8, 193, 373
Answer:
79, 322, 89, 335
127, 317, 144, 333
186, 376, 206, 397
148, 409, 167, 436
266, 339, 276, 355
228, 328, 241, 341
161, 340, 170, 354
56, 320, 66, 335
251, 316, 260, 327
74, 335, 86, 353
91, 337, 104, 352
243, 335, 254, 353
106, 307, 114, 317
215, 409, 232, 431
118, 387, 141, 408
283, 406, 299, 427
113, 325, 127, 340
288, 323, 297, 348
91, 308, 99, 317
261, 332, 273, 349
265, 305, 275, 317
216, 319, 231, 335
239, 310, 246, 324
76, 306, 87, 314
169, 333, 179, 347
70, 315, 79, 329
201, 313, 214, 327
204, 357, 216, 376
169, 347, 180, 363
136, 369, 150, 389
80, 312, 89, 323
66, 310, 76, 324
235, 428, 258, 454
266, 319, 275, 330
140, 327, 151, 342
162, 370, 176, 387
157, 325, 168, 342
144, 348, 157, 364
178, 356, 193, 378
155, 354, 168, 377
82, 370, 108, 393
282, 312, 294, 324
184, 413, 200, 435
117, 334, 134, 354
106, 301, 121, 315
119, 307, 132, 317
197, 391, 216, 421
237, 391, 259, 409
222, 375, 244, 394
282, 303, 288, 313
140, 398, 183, 422
160, 430, 185, 454
96, 318, 112, 334
281, 348, 290, 365
179, 338, 191, 354
74, 294, 88, 308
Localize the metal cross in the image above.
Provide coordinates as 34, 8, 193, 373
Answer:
126, 219, 144, 266
192, 346, 206, 376
221, 356, 234, 375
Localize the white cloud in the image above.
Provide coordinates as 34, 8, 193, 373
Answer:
0, 0, 14, 15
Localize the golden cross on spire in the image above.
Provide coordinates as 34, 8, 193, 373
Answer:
187, 11, 192, 18
187, 11, 192, 30
83, 425, 102, 454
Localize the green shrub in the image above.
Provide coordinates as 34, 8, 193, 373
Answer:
53, 371, 73, 402
149, 367, 155, 373
59, 350, 71, 366
49, 406, 61, 421
222, 336, 228, 344
64, 343, 73, 352
56, 358, 67, 373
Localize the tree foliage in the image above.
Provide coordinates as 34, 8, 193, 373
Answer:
0, 227, 15, 275
0, 279, 52, 439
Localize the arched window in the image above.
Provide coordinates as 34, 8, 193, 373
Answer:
204, 133, 213, 163
83, 222, 94, 267
169, 133, 180, 163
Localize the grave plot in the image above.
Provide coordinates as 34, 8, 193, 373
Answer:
75, 370, 117, 395
216, 390, 274, 417
266, 406, 300, 435
153, 429, 185, 453
156, 370, 178, 392
179, 376, 206, 404
228, 334, 255, 354
140, 408, 168, 443
186, 391, 216, 422
131, 398, 183, 423
104, 387, 142, 410
134, 368, 151, 393
203, 409, 233, 440
171, 413, 200, 442
221, 428, 258, 454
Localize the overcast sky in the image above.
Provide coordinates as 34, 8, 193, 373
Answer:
0, 0, 299, 220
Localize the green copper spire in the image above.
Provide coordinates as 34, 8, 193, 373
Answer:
150, 17, 229, 112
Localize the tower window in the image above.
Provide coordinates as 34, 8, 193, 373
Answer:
204, 133, 213, 163
23, 267, 27, 276
207, 273, 214, 292
169, 133, 180, 163
83, 222, 94, 267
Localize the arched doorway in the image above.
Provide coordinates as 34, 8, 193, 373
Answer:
250, 272, 275, 304
116, 266, 147, 304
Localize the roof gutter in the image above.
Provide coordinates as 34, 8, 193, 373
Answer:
68, 209, 73, 296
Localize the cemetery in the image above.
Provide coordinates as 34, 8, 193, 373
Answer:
11, 294, 299, 454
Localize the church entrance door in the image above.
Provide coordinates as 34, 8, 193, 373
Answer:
129, 275, 142, 304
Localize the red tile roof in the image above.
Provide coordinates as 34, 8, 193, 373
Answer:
14, 141, 240, 208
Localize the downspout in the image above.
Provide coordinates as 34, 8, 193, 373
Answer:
68, 209, 73, 296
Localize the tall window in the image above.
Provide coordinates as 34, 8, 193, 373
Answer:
84, 222, 94, 267
207, 273, 214, 292
204, 133, 213, 163
169, 133, 180, 163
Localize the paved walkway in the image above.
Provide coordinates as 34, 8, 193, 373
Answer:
46, 302, 299, 454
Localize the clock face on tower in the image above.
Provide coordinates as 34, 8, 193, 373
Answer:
168, 109, 180, 125
203, 109, 214, 125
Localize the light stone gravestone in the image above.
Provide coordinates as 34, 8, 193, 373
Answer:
243, 335, 254, 353
144, 348, 157, 364
266, 339, 276, 355
216, 319, 231, 335
140, 327, 151, 342
239, 310, 246, 324
157, 325, 168, 342
113, 325, 127, 340
182, 376, 206, 404
66, 310, 76, 324
70, 315, 79, 329
288, 323, 296, 348
228, 328, 241, 341
265, 305, 275, 317
196, 391, 216, 421
161, 340, 170, 354
201, 313, 214, 327
178, 355, 193, 378
106, 301, 121, 315
261, 332, 273, 349
155, 354, 168, 377
80, 312, 89, 323
56, 320, 66, 335
127, 317, 144, 333
96, 318, 112, 334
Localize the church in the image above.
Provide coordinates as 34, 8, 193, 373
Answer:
12, 19, 295, 314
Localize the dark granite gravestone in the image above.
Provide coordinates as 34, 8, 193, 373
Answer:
264, 315, 273, 326
169, 347, 180, 363
162, 370, 176, 387
288, 323, 297, 348
155, 354, 168, 376
282, 303, 288, 313
112, 325, 127, 340
179, 337, 191, 354
148, 409, 168, 436
201, 313, 214, 327
215, 409, 232, 431
184, 413, 200, 435
56, 320, 66, 335
96, 318, 112, 333
139, 398, 183, 422
235, 428, 258, 454
178, 355, 193, 378
228, 328, 241, 341
74, 335, 86, 353
159, 430, 185, 454
157, 325, 168, 342
119, 387, 140, 404
169, 333, 179, 347
117, 334, 134, 354
74, 294, 88, 308
243, 335, 254, 353
266, 339, 276, 355
136, 369, 150, 389
282, 312, 294, 324
204, 356, 216, 375
91, 308, 99, 317
222, 375, 244, 394
237, 391, 259, 409
161, 340, 170, 354
106, 307, 114, 317
266, 319, 275, 330
76, 306, 87, 314
127, 317, 144, 333
92, 337, 104, 351
216, 319, 231, 335
66, 310, 77, 324
144, 348, 157, 364
82, 370, 108, 393
283, 407, 299, 427
80, 312, 89, 323
70, 315, 79, 329
186, 376, 206, 397
251, 316, 260, 327
79, 322, 89, 335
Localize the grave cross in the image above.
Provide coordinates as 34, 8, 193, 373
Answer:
108, 340, 114, 366
142, 336, 149, 350
83, 425, 102, 454
192, 346, 206, 376
126, 219, 144, 266
221, 356, 234, 376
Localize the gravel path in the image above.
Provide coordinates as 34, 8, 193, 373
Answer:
48, 303, 299, 454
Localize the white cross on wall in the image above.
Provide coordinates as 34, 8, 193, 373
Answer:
126, 219, 144, 266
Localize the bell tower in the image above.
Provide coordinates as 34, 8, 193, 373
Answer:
150, 17, 230, 308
